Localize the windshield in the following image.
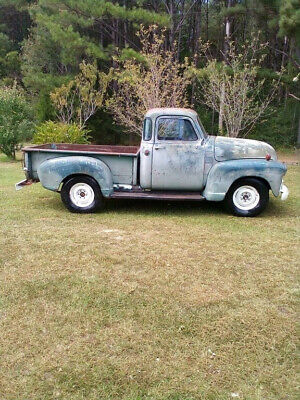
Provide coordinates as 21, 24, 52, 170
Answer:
197, 116, 208, 139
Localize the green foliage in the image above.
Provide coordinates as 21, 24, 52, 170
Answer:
87, 109, 137, 146
50, 62, 112, 129
0, 34, 21, 82
119, 47, 146, 62
0, 33, 12, 58
21, 25, 73, 93
0, 0, 299, 147
220, 4, 246, 18
195, 100, 299, 149
33, 121, 90, 144
249, 100, 299, 148
279, 0, 300, 43
0, 85, 33, 158
35, 90, 56, 123
194, 104, 219, 136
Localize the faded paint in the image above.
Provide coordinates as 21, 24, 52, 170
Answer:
151, 142, 205, 190
145, 108, 199, 121
37, 156, 114, 197
19, 108, 288, 208
215, 136, 277, 162
139, 141, 153, 189
203, 159, 287, 201
144, 112, 207, 190
28, 149, 136, 185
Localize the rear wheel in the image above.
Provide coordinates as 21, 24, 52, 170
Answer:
225, 178, 269, 217
61, 176, 103, 213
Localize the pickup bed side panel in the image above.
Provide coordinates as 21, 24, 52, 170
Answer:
203, 159, 287, 201
37, 156, 114, 197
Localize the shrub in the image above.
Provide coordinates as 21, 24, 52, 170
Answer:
0, 85, 34, 158
33, 121, 90, 144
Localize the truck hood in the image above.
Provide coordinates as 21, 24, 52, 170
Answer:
214, 136, 277, 162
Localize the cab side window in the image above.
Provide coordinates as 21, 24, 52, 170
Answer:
157, 118, 198, 141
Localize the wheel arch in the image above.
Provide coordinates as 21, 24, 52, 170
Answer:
37, 156, 114, 197
228, 176, 270, 192
203, 159, 286, 201
59, 173, 100, 191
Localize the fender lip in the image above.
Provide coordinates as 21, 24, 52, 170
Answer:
37, 155, 114, 197
203, 158, 287, 201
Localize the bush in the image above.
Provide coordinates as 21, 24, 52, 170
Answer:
0, 85, 34, 158
33, 121, 90, 144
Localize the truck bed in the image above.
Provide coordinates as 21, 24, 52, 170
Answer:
23, 143, 140, 186
23, 143, 140, 156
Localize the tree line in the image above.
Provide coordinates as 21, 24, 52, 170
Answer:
0, 0, 299, 158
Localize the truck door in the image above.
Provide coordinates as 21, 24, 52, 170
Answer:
151, 116, 205, 190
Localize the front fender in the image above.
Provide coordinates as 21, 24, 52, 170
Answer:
37, 156, 113, 197
202, 159, 287, 201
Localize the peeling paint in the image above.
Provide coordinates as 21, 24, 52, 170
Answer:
215, 136, 277, 162
203, 159, 287, 201
20, 109, 288, 208
37, 156, 114, 197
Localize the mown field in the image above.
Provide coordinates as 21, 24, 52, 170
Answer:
0, 154, 299, 400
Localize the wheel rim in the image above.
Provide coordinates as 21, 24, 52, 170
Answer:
233, 185, 260, 211
69, 182, 95, 208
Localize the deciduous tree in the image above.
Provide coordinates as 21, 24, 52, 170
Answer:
194, 39, 283, 138
107, 25, 190, 135
50, 62, 112, 129
0, 84, 33, 158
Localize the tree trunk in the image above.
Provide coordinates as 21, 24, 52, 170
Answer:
219, 82, 225, 135
193, 0, 202, 61
219, 0, 232, 135
206, 0, 209, 41
297, 115, 300, 148
169, 0, 175, 52
176, 0, 185, 61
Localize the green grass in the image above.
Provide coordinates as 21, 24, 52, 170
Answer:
0, 154, 299, 400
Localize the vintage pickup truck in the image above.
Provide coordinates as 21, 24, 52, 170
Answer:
16, 108, 289, 217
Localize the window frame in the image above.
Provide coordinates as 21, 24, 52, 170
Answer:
196, 116, 208, 139
155, 116, 201, 143
143, 117, 152, 141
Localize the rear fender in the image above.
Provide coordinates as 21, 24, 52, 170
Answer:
37, 156, 113, 197
202, 159, 287, 201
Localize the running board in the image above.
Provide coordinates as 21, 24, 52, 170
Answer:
110, 190, 205, 201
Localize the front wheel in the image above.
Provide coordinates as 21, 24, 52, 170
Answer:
225, 178, 269, 217
61, 176, 103, 213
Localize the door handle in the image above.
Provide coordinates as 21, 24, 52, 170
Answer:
154, 146, 166, 150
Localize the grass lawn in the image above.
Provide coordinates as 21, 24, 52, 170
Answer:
0, 154, 299, 400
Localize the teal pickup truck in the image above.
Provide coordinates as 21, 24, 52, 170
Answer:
16, 108, 289, 217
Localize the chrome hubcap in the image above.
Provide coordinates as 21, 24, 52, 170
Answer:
70, 183, 94, 207
233, 185, 260, 211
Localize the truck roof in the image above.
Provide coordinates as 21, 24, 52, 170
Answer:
145, 108, 198, 119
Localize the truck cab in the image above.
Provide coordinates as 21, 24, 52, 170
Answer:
140, 108, 208, 191
17, 108, 289, 217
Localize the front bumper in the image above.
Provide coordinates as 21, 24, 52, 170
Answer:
279, 183, 289, 201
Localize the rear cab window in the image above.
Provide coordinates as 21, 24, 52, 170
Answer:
143, 118, 152, 141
